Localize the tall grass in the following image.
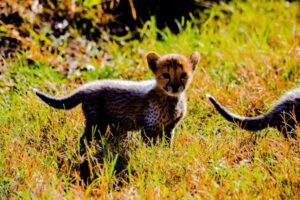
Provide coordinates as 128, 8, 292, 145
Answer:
0, 0, 299, 199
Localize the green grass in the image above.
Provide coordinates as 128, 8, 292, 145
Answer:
1, 0, 300, 199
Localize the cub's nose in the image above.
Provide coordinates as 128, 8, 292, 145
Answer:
171, 84, 180, 93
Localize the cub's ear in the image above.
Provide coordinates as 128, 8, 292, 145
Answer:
146, 52, 160, 72
189, 52, 200, 70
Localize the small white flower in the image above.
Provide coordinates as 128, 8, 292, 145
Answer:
86, 64, 95, 71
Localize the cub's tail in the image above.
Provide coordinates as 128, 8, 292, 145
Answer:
34, 88, 83, 109
206, 94, 273, 131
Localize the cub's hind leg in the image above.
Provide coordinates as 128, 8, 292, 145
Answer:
80, 100, 109, 152
79, 119, 109, 154
80, 120, 108, 145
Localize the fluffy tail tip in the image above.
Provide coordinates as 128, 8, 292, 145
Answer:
206, 93, 213, 100
33, 88, 39, 94
206, 93, 217, 104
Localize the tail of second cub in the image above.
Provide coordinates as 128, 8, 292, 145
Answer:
206, 94, 273, 131
34, 88, 83, 109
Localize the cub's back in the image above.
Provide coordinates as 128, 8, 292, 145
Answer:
81, 79, 156, 125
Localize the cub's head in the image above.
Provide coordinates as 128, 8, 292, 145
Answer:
147, 52, 200, 96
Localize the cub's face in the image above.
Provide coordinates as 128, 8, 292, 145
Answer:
147, 52, 200, 96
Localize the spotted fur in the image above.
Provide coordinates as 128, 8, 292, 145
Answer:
34, 52, 200, 151
207, 87, 300, 138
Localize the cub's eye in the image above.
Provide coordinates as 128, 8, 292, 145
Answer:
162, 73, 170, 79
180, 73, 187, 79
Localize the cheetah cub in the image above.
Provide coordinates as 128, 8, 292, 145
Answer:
207, 87, 300, 138
34, 52, 200, 149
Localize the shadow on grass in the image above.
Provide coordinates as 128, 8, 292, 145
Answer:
57, 137, 132, 188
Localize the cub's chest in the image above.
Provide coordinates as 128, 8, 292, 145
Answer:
145, 100, 185, 126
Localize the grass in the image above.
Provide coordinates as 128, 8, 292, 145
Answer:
0, 0, 300, 199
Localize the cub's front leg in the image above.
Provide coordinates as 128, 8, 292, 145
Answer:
161, 117, 183, 144
141, 124, 175, 145
141, 127, 160, 144
162, 122, 176, 144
